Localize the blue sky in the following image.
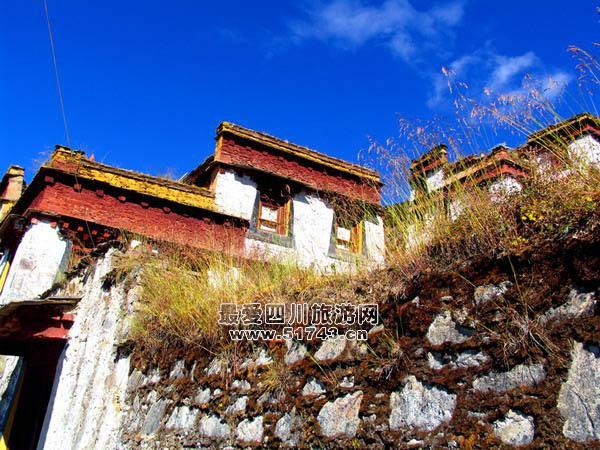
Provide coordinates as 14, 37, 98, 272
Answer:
0, 1, 597, 182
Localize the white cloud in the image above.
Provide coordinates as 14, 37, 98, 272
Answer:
427, 48, 572, 108
289, 0, 465, 61
286, 1, 572, 110
430, 1, 464, 26
389, 32, 416, 60
540, 71, 572, 100
488, 51, 537, 90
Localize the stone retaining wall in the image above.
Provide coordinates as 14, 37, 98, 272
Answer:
35, 248, 600, 449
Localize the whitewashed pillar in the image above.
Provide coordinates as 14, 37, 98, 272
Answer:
0, 221, 70, 305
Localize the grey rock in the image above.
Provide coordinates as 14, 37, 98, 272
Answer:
254, 349, 273, 368
239, 357, 253, 370
375, 422, 388, 432
315, 335, 349, 363
427, 350, 489, 371
129, 394, 143, 431
257, 390, 278, 406
455, 350, 489, 368
195, 387, 211, 406
557, 341, 600, 442
146, 390, 158, 403
241, 349, 273, 370
165, 406, 199, 430
389, 376, 456, 432
169, 359, 186, 379
426, 311, 475, 346
540, 289, 596, 325
426, 354, 442, 370
284, 339, 308, 366
339, 376, 355, 389
302, 377, 326, 397
317, 391, 363, 438
275, 408, 302, 446
205, 357, 225, 376
212, 388, 223, 398
141, 399, 168, 436
199, 414, 231, 440
473, 363, 545, 393
225, 396, 248, 416
474, 281, 512, 305
453, 307, 470, 324
275, 412, 292, 441
147, 368, 161, 384
364, 414, 377, 423
236, 416, 263, 444
493, 410, 535, 446
132, 394, 141, 413
231, 379, 251, 392
127, 369, 145, 392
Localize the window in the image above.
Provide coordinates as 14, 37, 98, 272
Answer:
257, 197, 290, 236
334, 218, 362, 254
248, 188, 294, 248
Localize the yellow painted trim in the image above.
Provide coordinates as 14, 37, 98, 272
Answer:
215, 135, 223, 161
0, 202, 15, 223
352, 221, 364, 254
76, 166, 216, 210
334, 219, 363, 254
256, 197, 291, 236
218, 122, 381, 183
282, 198, 291, 236
0, 258, 10, 295
50, 150, 217, 212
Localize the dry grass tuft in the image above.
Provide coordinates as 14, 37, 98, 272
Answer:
121, 44, 600, 354
113, 240, 340, 348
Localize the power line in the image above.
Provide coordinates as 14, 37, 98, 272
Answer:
43, 0, 71, 147
43, 1, 96, 248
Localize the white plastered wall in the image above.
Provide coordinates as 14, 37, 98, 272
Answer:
244, 192, 353, 273
37, 249, 134, 450
364, 216, 385, 265
213, 169, 385, 271
426, 169, 444, 192
489, 176, 522, 202
0, 221, 70, 305
213, 170, 257, 221
568, 134, 600, 166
